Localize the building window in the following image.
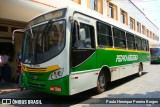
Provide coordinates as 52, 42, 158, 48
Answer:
121, 11, 125, 23
130, 17, 135, 30
120, 9, 128, 25
157, 36, 159, 41
150, 31, 152, 39
137, 22, 141, 33
88, 0, 103, 13
153, 33, 155, 40
142, 25, 146, 35
109, 4, 114, 18
156, 35, 159, 41
91, 0, 97, 11
72, 0, 81, 4
146, 29, 149, 37
109, 3, 117, 20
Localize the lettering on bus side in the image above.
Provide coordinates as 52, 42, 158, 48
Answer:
116, 55, 138, 62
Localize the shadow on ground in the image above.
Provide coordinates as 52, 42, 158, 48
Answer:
0, 82, 18, 90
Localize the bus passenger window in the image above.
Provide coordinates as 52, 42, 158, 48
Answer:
126, 33, 136, 50
74, 28, 86, 48
97, 22, 112, 47
135, 36, 142, 50
72, 22, 95, 49
141, 39, 148, 51
76, 23, 95, 49
146, 40, 149, 51
113, 27, 126, 49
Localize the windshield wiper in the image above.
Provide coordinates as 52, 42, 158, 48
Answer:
30, 26, 34, 39
28, 26, 35, 56
41, 19, 52, 52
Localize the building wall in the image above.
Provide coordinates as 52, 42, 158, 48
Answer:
0, 0, 52, 78
0, 2, 40, 22
43, 0, 159, 43
1, 0, 158, 42
70, 0, 159, 44
0, 18, 27, 78
111, 0, 159, 40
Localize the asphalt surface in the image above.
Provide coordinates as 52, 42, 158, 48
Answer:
0, 64, 160, 107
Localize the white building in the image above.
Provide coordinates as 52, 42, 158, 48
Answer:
36, 0, 159, 44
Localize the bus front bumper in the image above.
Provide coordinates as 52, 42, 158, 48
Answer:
21, 75, 70, 95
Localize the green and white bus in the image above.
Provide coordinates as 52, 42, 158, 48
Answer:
150, 47, 160, 64
19, 6, 150, 95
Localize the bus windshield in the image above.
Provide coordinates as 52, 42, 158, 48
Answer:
22, 20, 66, 64
150, 48, 160, 56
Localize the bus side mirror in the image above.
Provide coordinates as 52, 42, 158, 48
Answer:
79, 28, 86, 41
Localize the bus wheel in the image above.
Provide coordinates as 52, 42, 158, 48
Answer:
96, 71, 107, 94
138, 64, 143, 77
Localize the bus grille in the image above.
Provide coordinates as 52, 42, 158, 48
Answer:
28, 82, 46, 89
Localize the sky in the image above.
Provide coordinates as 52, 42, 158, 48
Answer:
131, 0, 160, 31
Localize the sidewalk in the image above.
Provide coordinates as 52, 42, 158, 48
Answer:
0, 82, 21, 95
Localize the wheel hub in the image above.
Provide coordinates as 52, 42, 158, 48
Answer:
99, 75, 105, 88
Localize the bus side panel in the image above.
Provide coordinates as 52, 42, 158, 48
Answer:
141, 52, 150, 71
119, 63, 139, 79
70, 70, 99, 95
96, 48, 150, 81
96, 49, 141, 67
70, 53, 99, 95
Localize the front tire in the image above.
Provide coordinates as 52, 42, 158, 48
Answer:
96, 71, 107, 94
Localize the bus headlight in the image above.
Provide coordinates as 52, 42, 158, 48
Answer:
48, 68, 64, 80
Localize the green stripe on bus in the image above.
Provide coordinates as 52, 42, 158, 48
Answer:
71, 49, 150, 72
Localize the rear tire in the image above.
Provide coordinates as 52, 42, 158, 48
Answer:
138, 64, 143, 77
96, 71, 107, 94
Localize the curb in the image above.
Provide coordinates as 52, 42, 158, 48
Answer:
0, 88, 21, 95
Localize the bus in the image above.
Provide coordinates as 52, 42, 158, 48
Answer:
17, 6, 150, 95
150, 47, 160, 64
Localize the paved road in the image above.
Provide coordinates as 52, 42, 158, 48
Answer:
0, 64, 160, 107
